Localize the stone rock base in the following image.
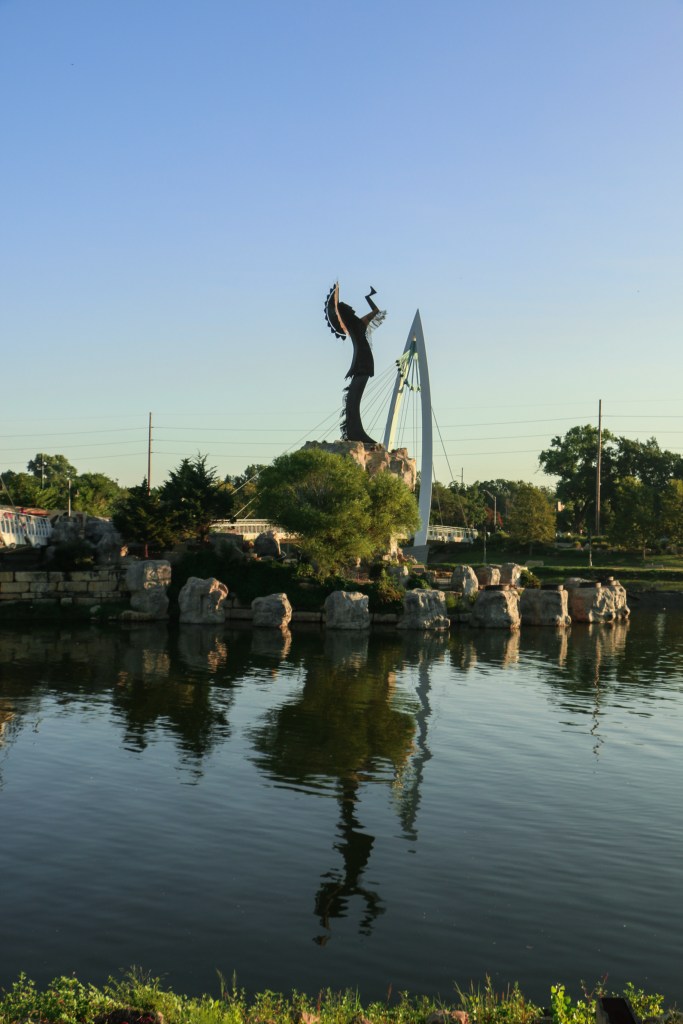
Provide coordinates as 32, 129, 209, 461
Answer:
520, 587, 571, 626
324, 590, 370, 629
252, 592, 292, 628
178, 576, 229, 624
398, 589, 450, 630
471, 587, 521, 629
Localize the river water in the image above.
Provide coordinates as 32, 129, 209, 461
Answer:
1, 613, 682, 1004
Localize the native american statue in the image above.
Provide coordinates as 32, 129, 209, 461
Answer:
324, 282, 387, 445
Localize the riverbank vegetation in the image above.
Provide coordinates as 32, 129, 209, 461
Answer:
5, 426, 683, 570
0, 972, 673, 1024
168, 546, 407, 614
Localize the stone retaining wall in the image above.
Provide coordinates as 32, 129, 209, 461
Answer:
0, 568, 128, 605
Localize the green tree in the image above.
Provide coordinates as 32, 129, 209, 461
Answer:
609, 477, 657, 559
506, 483, 556, 553
540, 426, 683, 534
366, 470, 420, 554
160, 454, 234, 543
257, 449, 419, 574
258, 449, 373, 572
539, 425, 616, 533
112, 483, 177, 551
614, 437, 683, 489
476, 478, 530, 529
659, 479, 683, 547
27, 453, 77, 487
71, 472, 125, 517
0, 471, 47, 507
429, 481, 467, 526
226, 463, 267, 519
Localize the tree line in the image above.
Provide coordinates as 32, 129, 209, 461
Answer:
426, 426, 683, 556
3, 423, 683, 559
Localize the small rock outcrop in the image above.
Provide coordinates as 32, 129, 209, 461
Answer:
520, 586, 572, 627
178, 576, 229, 624
499, 562, 524, 586
252, 592, 292, 629
398, 589, 450, 631
470, 587, 521, 630
125, 560, 171, 619
302, 440, 417, 491
324, 590, 370, 630
563, 577, 630, 623
475, 565, 501, 587
84, 517, 125, 564
450, 564, 479, 596
387, 563, 410, 583
254, 531, 281, 558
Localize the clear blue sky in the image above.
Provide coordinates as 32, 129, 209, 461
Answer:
2, 0, 682, 490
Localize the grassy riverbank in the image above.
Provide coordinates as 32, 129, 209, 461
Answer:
0, 973, 675, 1024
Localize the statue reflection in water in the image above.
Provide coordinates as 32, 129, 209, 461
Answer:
313, 774, 382, 946
249, 630, 426, 945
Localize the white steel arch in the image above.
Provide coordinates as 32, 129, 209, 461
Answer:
383, 310, 433, 548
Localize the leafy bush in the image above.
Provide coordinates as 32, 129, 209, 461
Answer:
518, 568, 540, 588
405, 573, 431, 589
549, 981, 663, 1024
364, 571, 404, 612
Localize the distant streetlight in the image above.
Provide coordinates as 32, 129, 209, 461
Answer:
67, 477, 72, 516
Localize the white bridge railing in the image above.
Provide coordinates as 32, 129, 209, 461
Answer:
212, 518, 298, 540
213, 519, 477, 544
426, 524, 478, 543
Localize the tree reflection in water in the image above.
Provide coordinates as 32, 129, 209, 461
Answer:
112, 625, 234, 775
249, 630, 426, 945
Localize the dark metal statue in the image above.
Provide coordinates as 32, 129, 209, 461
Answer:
324, 282, 386, 445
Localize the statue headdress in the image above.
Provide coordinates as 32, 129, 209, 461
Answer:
324, 282, 348, 339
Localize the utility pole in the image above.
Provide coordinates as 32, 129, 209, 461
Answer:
147, 412, 153, 494
595, 399, 602, 535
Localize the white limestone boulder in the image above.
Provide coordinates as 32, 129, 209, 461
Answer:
178, 576, 229, 624
470, 587, 521, 630
564, 577, 630, 623
475, 565, 501, 587
398, 589, 450, 631
324, 590, 370, 630
251, 592, 292, 629
603, 577, 630, 619
519, 586, 572, 627
500, 562, 524, 586
126, 559, 171, 619
450, 564, 479, 596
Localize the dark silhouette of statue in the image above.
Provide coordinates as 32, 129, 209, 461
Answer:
324, 282, 386, 445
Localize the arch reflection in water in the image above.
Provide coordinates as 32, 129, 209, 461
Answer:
249, 630, 442, 945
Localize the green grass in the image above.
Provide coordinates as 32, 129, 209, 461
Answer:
427, 543, 683, 592
0, 972, 672, 1024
